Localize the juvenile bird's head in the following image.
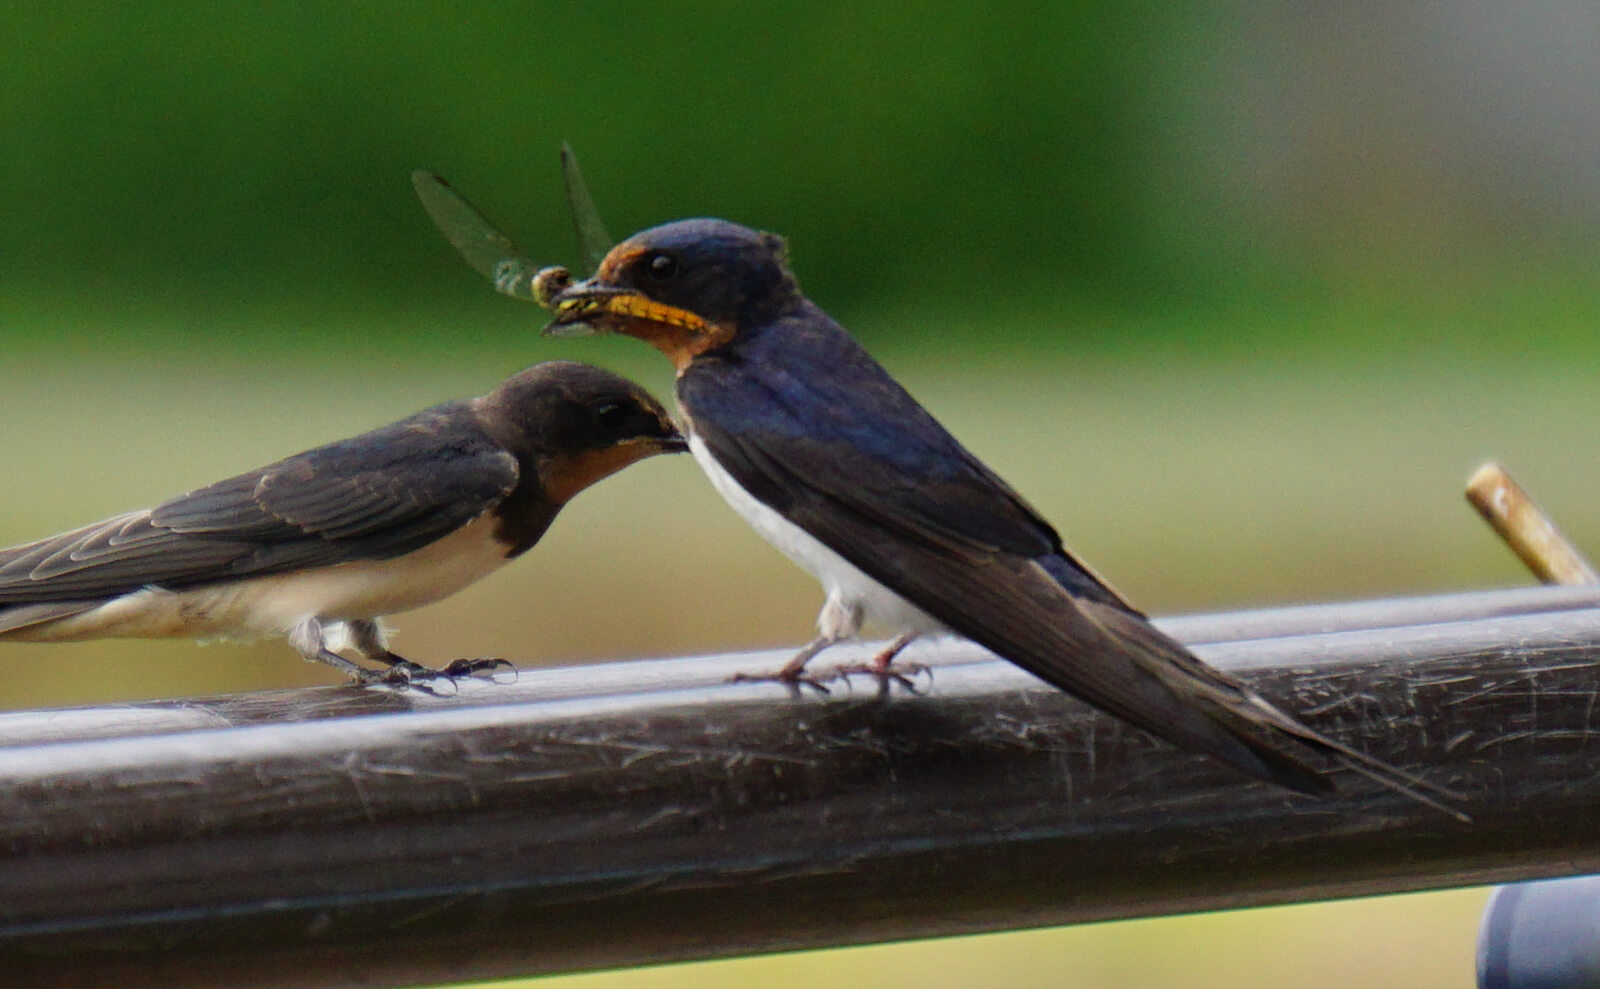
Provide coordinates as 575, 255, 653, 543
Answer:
546, 219, 800, 369
479, 361, 686, 505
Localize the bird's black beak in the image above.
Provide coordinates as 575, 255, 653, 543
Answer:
543, 278, 618, 337
544, 279, 713, 339
654, 414, 690, 453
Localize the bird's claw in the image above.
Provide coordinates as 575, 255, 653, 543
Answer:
380, 658, 435, 683
827, 661, 933, 695
353, 656, 517, 692
443, 657, 519, 683
375, 662, 459, 697
727, 670, 832, 696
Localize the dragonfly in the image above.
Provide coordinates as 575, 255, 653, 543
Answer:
411, 144, 612, 309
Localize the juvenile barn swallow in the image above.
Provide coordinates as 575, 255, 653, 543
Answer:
0, 361, 685, 683
412, 167, 1459, 813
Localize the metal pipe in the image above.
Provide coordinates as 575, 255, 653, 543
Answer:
2, 585, 1598, 988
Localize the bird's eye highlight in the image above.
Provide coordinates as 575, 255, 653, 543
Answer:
645, 251, 679, 281
592, 401, 636, 432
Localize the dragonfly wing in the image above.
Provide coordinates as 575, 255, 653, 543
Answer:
561, 144, 615, 275
411, 169, 544, 301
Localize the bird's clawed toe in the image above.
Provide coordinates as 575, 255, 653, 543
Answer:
348, 653, 517, 692
380, 657, 436, 682
443, 657, 518, 682
727, 669, 832, 696
825, 661, 933, 695
372, 660, 460, 696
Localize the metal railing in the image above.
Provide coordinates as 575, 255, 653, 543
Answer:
2, 584, 1598, 988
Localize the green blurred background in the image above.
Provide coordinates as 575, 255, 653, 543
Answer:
5, 4, 1599, 986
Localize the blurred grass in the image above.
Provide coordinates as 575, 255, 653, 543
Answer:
513, 887, 1490, 989
0, 302, 1584, 709
0, 4, 1172, 314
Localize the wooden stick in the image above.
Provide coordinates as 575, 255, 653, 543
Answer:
1466, 461, 1599, 586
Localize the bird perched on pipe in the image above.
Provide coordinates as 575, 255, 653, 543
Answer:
0, 361, 686, 683
413, 164, 1463, 816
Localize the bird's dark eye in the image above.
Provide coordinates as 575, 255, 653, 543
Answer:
592, 401, 636, 432
645, 251, 678, 281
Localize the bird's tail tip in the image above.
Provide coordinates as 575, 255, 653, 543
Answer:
1324, 739, 1471, 823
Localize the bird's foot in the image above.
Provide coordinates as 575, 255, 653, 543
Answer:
351, 654, 517, 693
377, 657, 437, 683
442, 657, 518, 682
364, 659, 461, 697
727, 668, 833, 695
826, 660, 932, 695
342, 663, 453, 697
823, 634, 928, 693
725, 635, 846, 695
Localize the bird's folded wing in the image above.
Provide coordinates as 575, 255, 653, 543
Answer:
696, 417, 1339, 789
681, 358, 1135, 610
0, 410, 518, 603
684, 362, 1354, 789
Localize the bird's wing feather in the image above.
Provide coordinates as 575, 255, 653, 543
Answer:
685, 348, 1366, 785
687, 351, 1468, 812
689, 399, 1320, 785
683, 337, 1135, 610
0, 406, 518, 604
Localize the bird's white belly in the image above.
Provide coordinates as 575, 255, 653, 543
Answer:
688, 435, 942, 636
7, 519, 513, 643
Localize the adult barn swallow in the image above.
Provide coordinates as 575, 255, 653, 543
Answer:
536, 219, 1458, 812
0, 361, 685, 683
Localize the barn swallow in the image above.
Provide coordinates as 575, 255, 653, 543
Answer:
0, 361, 685, 684
409, 166, 1459, 814
527, 220, 1466, 815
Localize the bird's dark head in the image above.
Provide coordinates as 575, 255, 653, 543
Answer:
479, 361, 686, 504
545, 219, 799, 369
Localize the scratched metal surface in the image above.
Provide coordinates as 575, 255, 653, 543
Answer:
0, 586, 1598, 988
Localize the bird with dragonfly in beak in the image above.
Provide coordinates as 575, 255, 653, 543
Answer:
412, 150, 1463, 817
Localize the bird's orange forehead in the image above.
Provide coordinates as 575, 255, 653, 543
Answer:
595, 244, 644, 283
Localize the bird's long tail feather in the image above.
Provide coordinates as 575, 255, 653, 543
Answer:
1070, 597, 1468, 820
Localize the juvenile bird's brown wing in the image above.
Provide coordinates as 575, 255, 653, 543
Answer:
0, 403, 518, 609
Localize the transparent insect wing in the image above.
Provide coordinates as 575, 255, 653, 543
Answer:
561, 144, 615, 276
411, 170, 545, 302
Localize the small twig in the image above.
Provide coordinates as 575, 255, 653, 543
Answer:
1466, 462, 1599, 586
